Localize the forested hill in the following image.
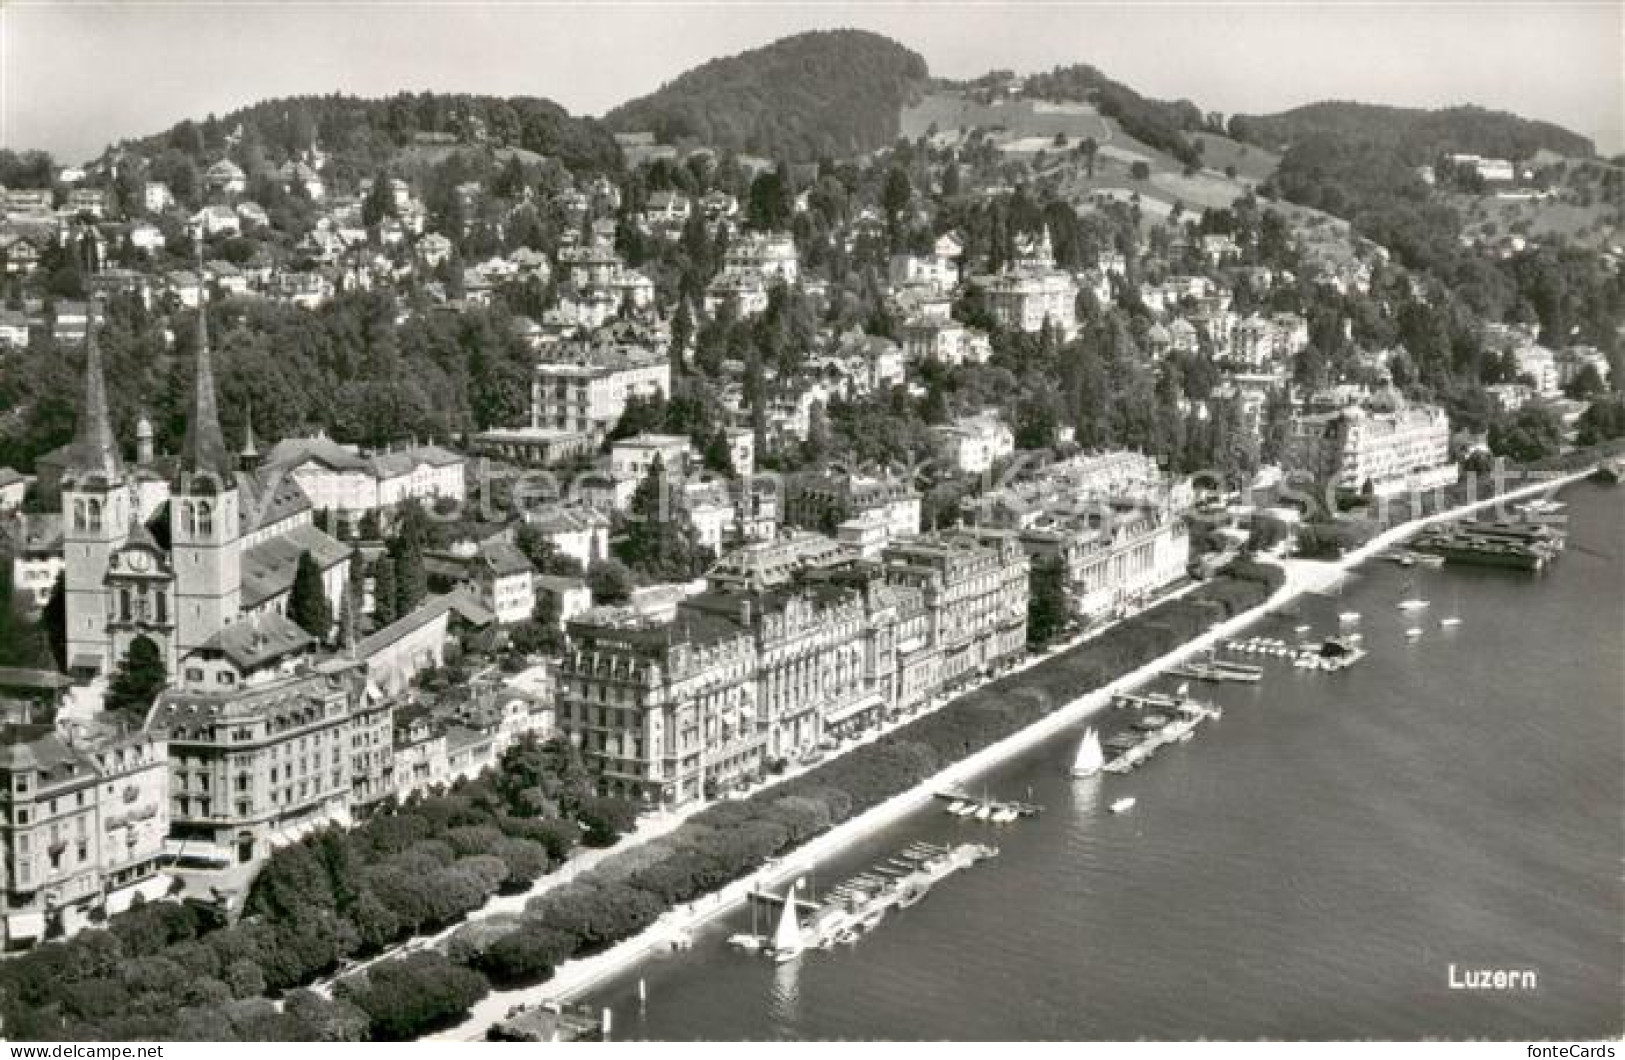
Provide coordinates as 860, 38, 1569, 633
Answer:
1228, 102, 1593, 163
604, 30, 930, 161
125, 92, 623, 181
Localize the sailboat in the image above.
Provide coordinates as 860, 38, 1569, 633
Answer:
770, 883, 805, 964
1072, 727, 1105, 778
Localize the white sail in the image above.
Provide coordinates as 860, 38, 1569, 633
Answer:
1072, 727, 1105, 777
771, 885, 803, 958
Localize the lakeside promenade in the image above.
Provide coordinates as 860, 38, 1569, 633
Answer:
426, 466, 1595, 1041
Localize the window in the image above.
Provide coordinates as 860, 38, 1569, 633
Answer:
154, 592, 167, 624
73, 500, 87, 532
87, 498, 103, 532
185, 666, 204, 682
119, 588, 132, 621
197, 502, 213, 535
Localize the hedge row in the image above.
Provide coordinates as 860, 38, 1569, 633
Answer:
444, 567, 1285, 1005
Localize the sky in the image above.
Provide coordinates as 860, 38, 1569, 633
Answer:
2, 1, 1620, 164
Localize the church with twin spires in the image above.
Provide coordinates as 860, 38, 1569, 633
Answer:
59, 305, 352, 682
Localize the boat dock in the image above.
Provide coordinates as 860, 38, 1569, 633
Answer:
934, 791, 1044, 818
1103, 700, 1223, 775
1169, 656, 1263, 683
735, 842, 999, 956
1111, 691, 1188, 712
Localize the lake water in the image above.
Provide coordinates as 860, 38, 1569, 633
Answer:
586, 481, 1624, 1041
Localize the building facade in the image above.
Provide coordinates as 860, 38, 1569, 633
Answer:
1285, 401, 1455, 497
529, 344, 671, 437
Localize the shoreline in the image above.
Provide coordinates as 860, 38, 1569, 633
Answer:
428, 467, 1594, 1041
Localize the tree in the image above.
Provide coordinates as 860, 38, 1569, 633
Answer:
669, 299, 693, 378
0, 561, 51, 669
616, 456, 702, 580
335, 952, 487, 1041
289, 551, 333, 641
371, 555, 399, 626
1026, 555, 1072, 649
391, 535, 427, 616
1563, 363, 1605, 400
1488, 405, 1565, 463
1081, 136, 1099, 177
361, 171, 396, 229
106, 636, 167, 720
586, 558, 634, 605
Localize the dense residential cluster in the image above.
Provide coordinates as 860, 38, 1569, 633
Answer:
1, 43, 1621, 965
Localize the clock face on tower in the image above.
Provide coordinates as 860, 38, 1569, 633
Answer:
127, 550, 151, 573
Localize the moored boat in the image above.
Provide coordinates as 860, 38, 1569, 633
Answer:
1072, 727, 1105, 778
1110, 797, 1137, 814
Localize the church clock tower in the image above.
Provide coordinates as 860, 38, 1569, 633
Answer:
62, 312, 133, 677
171, 301, 243, 657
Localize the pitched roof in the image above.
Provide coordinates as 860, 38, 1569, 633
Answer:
238, 466, 314, 535
368, 445, 464, 478
63, 317, 125, 487
192, 611, 314, 672
240, 524, 350, 609
177, 306, 230, 483
480, 540, 534, 578
263, 434, 369, 473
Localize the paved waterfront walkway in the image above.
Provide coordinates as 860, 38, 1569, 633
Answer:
426, 467, 1596, 1040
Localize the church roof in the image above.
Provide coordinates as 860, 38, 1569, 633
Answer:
240, 524, 350, 609
63, 315, 125, 487
238, 467, 313, 535
176, 305, 231, 484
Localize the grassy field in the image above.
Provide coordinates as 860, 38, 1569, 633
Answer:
901, 91, 1113, 143
1453, 192, 1622, 251
1190, 131, 1281, 184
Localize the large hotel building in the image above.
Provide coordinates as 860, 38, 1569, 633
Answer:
1285, 399, 1455, 497
554, 531, 1028, 807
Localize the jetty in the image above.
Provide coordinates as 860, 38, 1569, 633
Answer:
1103, 699, 1223, 774
734, 842, 999, 955
1170, 656, 1263, 683
934, 791, 1044, 818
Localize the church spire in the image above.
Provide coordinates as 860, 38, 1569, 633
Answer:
178, 293, 230, 483
66, 305, 124, 486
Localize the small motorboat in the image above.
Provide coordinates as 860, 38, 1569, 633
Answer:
992, 807, 1019, 824
1110, 797, 1137, 815
1339, 611, 1361, 624
1439, 615, 1462, 628
729, 933, 765, 953
945, 800, 967, 815
1405, 627, 1423, 640
974, 804, 993, 820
